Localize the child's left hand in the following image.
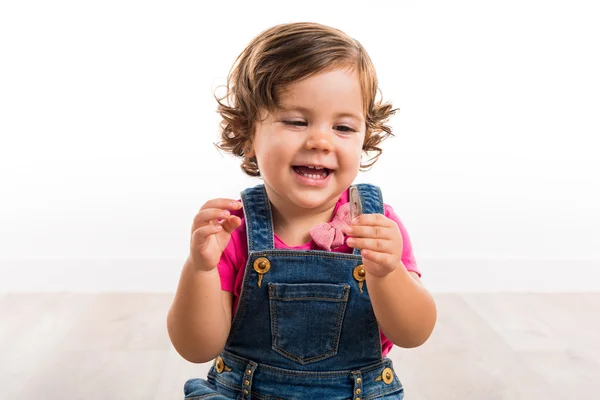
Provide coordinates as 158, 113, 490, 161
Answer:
344, 214, 404, 278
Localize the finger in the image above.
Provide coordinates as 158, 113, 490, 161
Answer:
346, 237, 393, 253
200, 198, 243, 212
220, 215, 242, 234
360, 249, 398, 266
344, 224, 392, 240
191, 223, 224, 247
351, 213, 393, 227
192, 208, 231, 231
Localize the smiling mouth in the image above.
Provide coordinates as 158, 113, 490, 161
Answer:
292, 165, 331, 180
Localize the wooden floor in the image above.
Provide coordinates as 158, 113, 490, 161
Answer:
1, 293, 599, 399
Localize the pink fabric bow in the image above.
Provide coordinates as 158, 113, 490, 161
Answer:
309, 203, 351, 251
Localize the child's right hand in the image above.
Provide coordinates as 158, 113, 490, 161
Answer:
189, 198, 243, 271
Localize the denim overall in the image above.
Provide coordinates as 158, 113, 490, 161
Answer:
184, 184, 404, 399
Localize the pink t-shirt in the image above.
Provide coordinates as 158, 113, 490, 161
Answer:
217, 188, 421, 357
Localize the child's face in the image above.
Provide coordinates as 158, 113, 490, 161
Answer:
248, 68, 365, 213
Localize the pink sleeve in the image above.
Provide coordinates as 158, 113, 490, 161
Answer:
384, 204, 421, 277
217, 235, 238, 292
216, 207, 246, 293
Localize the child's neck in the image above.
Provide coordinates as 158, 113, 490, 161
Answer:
269, 199, 338, 247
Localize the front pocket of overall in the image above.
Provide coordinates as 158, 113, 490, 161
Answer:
268, 282, 350, 364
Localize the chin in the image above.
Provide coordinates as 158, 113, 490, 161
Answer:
287, 188, 344, 210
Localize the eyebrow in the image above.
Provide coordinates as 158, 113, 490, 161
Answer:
278, 105, 363, 122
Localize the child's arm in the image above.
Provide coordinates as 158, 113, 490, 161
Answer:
167, 256, 233, 363
345, 214, 437, 348
364, 265, 436, 348
167, 199, 242, 363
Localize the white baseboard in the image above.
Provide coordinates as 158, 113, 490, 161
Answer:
0, 257, 598, 292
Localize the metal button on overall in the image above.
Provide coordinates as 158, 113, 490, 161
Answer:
253, 257, 271, 287
374, 367, 394, 384
382, 367, 394, 384
215, 356, 225, 373
353, 265, 366, 293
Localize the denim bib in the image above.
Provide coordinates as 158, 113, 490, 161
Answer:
184, 184, 404, 399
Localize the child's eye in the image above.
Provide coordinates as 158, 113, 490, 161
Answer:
335, 125, 356, 133
281, 121, 356, 133
282, 120, 307, 127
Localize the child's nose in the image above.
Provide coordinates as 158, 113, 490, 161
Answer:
304, 128, 333, 152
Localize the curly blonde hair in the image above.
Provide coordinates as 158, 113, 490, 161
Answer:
215, 22, 397, 177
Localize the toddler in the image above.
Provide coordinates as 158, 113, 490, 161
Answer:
167, 22, 437, 399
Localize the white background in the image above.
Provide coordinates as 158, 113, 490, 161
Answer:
1, 0, 599, 292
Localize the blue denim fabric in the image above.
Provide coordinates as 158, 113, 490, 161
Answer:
184, 184, 404, 399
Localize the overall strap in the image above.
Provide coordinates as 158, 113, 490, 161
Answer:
241, 184, 274, 252
352, 183, 385, 255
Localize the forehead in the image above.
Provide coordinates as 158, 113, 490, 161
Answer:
277, 68, 364, 113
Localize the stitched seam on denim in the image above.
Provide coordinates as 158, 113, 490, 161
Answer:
254, 367, 351, 377
220, 351, 390, 377
214, 369, 400, 396
252, 394, 286, 400
186, 395, 222, 400
220, 350, 253, 366
272, 296, 346, 301
252, 392, 288, 400
270, 284, 350, 302
213, 372, 284, 400
260, 185, 275, 250
212, 375, 242, 393
221, 366, 368, 379
331, 285, 350, 355
266, 360, 387, 376
274, 344, 337, 364
269, 284, 278, 358
248, 250, 363, 260
364, 383, 403, 400
249, 389, 287, 400
242, 189, 254, 253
